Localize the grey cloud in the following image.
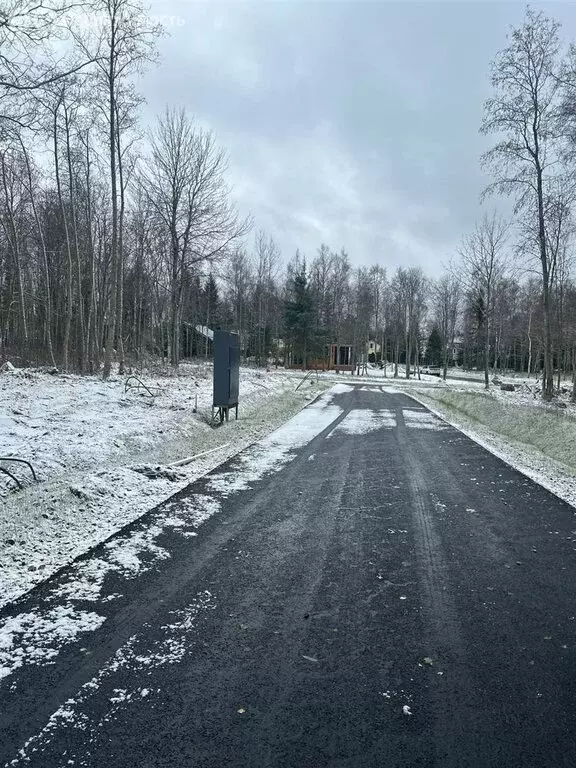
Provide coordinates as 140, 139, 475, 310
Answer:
142, 0, 576, 276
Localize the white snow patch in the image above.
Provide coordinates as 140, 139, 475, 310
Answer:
4, 591, 215, 765
163, 493, 221, 527
160, 516, 186, 528
104, 523, 170, 576
330, 409, 396, 436
207, 398, 342, 496
49, 495, 221, 606
109, 688, 132, 704
0, 605, 105, 680
54, 558, 116, 602
403, 409, 447, 431
328, 383, 354, 395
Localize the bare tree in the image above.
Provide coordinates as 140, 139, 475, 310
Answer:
140, 108, 250, 367
395, 266, 426, 378
481, 8, 564, 398
252, 229, 280, 364
460, 214, 509, 389
0, 143, 28, 345
435, 268, 461, 380
0, 0, 97, 127
71, 0, 161, 377
17, 132, 56, 365
369, 264, 387, 366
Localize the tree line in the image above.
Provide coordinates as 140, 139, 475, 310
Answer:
2, 3, 576, 400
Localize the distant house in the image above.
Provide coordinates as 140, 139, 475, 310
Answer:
367, 340, 381, 359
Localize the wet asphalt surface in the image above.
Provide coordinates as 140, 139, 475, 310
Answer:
2, 387, 576, 767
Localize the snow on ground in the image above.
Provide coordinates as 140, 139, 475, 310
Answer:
0, 363, 329, 609
403, 409, 449, 431
6, 591, 218, 766
0, 604, 106, 680
0, 390, 345, 690
328, 408, 396, 436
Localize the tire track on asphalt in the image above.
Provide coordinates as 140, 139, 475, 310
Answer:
395, 406, 483, 767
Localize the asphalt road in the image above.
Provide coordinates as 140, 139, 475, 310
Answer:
2, 386, 576, 767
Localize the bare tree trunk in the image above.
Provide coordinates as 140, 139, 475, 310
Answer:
115, 103, 126, 375
405, 321, 410, 379
169, 232, 179, 367
527, 311, 532, 379
103, 39, 118, 380
53, 102, 74, 372
0, 152, 28, 347
381, 328, 387, 377
64, 102, 86, 371
19, 139, 56, 367
484, 317, 490, 390
571, 345, 576, 402
535, 147, 554, 398
83, 132, 97, 373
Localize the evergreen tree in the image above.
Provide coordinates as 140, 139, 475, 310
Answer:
201, 274, 220, 330
426, 326, 443, 366
285, 264, 315, 367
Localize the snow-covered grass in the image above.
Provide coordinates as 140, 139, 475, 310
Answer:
0, 363, 329, 609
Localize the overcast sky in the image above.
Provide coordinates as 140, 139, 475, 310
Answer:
142, 1, 576, 275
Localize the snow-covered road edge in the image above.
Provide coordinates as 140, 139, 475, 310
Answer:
0, 388, 344, 685
0, 372, 330, 611
409, 391, 576, 512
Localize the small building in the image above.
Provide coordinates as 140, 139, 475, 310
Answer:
286, 342, 356, 371
330, 343, 354, 372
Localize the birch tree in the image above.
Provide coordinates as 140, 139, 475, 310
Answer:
481, 8, 563, 398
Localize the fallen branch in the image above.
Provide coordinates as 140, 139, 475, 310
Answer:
169, 442, 231, 468
0, 457, 37, 481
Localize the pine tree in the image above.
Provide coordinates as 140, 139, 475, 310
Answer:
285, 265, 315, 368
426, 326, 443, 366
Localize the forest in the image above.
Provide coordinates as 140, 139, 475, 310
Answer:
1, 3, 576, 399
